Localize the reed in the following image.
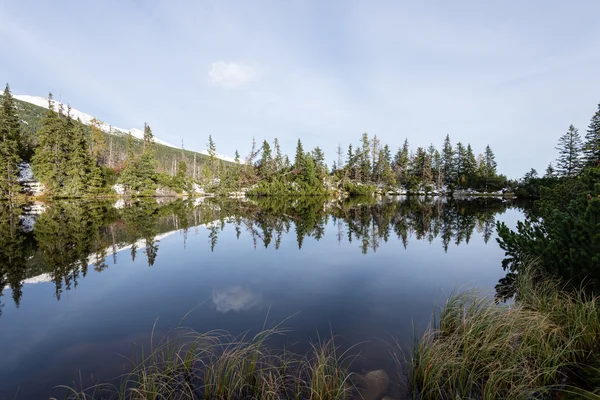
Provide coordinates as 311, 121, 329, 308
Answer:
409, 264, 600, 400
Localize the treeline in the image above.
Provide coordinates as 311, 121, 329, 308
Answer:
514, 103, 600, 198
1, 84, 509, 198
497, 103, 600, 292
213, 133, 505, 196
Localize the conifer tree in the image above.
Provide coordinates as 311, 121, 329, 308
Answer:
294, 139, 305, 171
464, 144, 477, 186
360, 133, 371, 182
258, 140, 274, 180
312, 146, 326, 177
0, 84, 22, 199
273, 138, 283, 172
138, 123, 157, 188
380, 144, 395, 186
442, 134, 454, 185
32, 94, 66, 194
393, 139, 410, 184
207, 134, 217, 178
89, 118, 107, 165
555, 125, 583, 177
484, 145, 498, 191
455, 142, 466, 186
583, 104, 600, 167
63, 119, 94, 196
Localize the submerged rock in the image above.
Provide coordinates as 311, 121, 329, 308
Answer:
354, 369, 390, 400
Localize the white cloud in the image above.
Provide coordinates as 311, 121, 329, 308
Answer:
208, 61, 258, 89
212, 286, 262, 313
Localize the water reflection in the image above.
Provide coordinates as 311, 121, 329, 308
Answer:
0, 196, 524, 318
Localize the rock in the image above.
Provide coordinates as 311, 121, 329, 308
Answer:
357, 369, 390, 400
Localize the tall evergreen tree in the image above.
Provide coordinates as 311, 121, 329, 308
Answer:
484, 145, 497, 191
583, 104, 600, 167
273, 138, 283, 172
442, 134, 454, 185
360, 133, 371, 182
393, 139, 410, 184
294, 139, 305, 171
311, 146, 326, 178
555, 125, 583, 177
258, 140, 274, 180
454, 142, 466, 187
463, 144, 477, 186
89, 118, 107, 165
0, 84, 22, 199
32, 94, 66, 194
545, 162, 555, 178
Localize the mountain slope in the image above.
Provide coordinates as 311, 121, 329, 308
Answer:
13, 94, 235, 163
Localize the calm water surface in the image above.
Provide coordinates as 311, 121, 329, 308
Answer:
0, 196, 526, 399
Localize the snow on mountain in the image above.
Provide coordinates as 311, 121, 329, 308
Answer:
14, 95, 234, 162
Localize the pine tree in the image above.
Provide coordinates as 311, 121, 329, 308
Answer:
63, 119, 93, 196
346, 144, 355, 179
442, 134, 454, 185
484, 145, 497, 191
393, 139, 410, 184
545, 163, 555, 178
138, 123, 157, 189
294, 139, 305, 171
273, 138, 283, 172
312, 146, 326, 177
0, 84, 22, 199
258, 140, 274, 180
360, 133, 371, 182
583, 104, 600, 167
380, 144, 395, 186
32, 94, 66, 194
464, 144, 477, 187
555, 125, 583, 177
89, 118, 107, 165
455, 142, 466, 187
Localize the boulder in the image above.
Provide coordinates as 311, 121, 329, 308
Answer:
356, 369, 390, 400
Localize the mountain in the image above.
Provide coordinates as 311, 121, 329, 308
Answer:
13, 94, 235, 163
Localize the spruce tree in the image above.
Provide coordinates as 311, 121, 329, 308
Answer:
63, 119, 93, 196
555, 125, 583, 177
455, 142, 466, 187
360, 133, 371, 182
89, 117, 106, 165
32, 94, 65, 194
393, 139, 410, 184
259, 140, 274, 180
442, 134, 454, 185
0, 84, 22, 199
312, 146, 326, 177
583, 104, 600, 167
294, 139, 305, 171
138, 123, 157, 189
273, 138, 283, 172
380, 144, 395, 186
463, 144, 477, 186
484, 145, 497, 191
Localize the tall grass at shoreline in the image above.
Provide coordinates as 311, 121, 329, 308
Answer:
409, 265, 600, 399
60, 325, 356, 400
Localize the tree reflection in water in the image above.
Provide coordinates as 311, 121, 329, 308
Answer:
0, 196, 526, 316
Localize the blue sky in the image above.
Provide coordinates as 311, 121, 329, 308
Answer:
1, 0, 599, 178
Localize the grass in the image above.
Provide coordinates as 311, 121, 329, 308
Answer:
58, 322, 356, 400
408, 264, 600, 400
57, 263, 600, 400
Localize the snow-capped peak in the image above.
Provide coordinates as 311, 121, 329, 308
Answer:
14, 94, 234, 162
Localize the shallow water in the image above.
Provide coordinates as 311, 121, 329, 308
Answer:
0, 196, 526, 399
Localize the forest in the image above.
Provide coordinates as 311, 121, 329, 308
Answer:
5, 83, 598, 200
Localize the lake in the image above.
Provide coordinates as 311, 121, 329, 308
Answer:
0, 196, 526, 399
